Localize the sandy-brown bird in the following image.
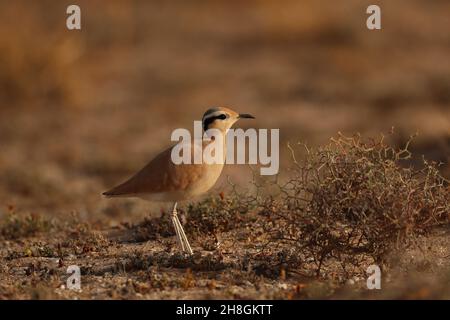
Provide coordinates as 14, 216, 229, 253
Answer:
103, 107, 255, 255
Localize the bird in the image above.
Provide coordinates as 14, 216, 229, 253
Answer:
103, 107, 255, 255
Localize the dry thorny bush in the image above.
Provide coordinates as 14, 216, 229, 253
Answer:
253, 133, 449, 278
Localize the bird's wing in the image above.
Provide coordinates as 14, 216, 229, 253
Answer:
103, 141, 207, 197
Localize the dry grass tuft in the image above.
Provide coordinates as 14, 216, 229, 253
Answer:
0, 209, 54, 240
123, 192, 254, 243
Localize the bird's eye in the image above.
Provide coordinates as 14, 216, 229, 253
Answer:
217, 114, 227, 120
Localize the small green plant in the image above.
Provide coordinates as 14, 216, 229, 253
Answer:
186, 192, 253, 236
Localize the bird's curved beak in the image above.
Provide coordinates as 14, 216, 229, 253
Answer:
238, 113, 255, 119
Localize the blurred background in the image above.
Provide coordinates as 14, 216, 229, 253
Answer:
0, 0, 448, 223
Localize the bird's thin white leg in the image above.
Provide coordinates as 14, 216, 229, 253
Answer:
172, 202, 193, 255
171, 202, 186, 253
174, 214, 193, 255
171, 215, 185, 252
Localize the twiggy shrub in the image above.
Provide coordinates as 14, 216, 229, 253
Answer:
259, 133, 449, 276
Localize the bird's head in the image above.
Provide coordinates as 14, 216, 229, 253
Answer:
202, 107, 255, 133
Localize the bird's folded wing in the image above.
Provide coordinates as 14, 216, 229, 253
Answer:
103, 143, 205, 197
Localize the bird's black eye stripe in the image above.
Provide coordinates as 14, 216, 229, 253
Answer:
203, 113, 228, 131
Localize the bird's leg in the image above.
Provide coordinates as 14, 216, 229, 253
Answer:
171, 203, 193, 255
175, 215, 193, 255
171, 202, 186, 253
